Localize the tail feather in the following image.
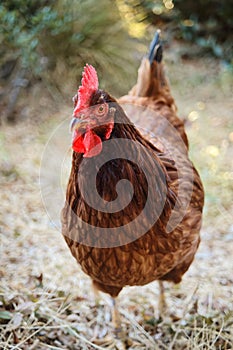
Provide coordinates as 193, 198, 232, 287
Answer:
148, 30, 163, 64
129, 30, 169, 98
121, 30, 188, 148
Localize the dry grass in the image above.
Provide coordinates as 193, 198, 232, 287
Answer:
0, 52, 233, 349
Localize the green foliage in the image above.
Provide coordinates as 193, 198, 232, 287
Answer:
0, 1, 55, 71
1, 0, 232, 120
0, 0, 136, 96
117, 0, 233, 63
174, 0, 233, 62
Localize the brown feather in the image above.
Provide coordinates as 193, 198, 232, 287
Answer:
61, 56, 204, 298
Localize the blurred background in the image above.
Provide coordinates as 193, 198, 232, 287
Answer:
0, 0, 232, 121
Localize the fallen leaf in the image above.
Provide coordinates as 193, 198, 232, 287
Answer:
0, 310, 13, 321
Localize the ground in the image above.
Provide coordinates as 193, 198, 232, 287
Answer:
0, 55, 233, 349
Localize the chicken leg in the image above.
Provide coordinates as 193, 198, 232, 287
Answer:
158, 281, 167, 317
110, 297, 123, 336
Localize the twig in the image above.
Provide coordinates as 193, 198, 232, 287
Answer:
39, 343, 65, 350
168, 283, 199, 350
53, 317, 110, 350
11, 318, 53, 350
3, 67, 28, 122
119, 307, 158, 348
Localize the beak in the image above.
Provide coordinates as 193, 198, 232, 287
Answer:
70, 118, 86, 132
70, 117, 96, 133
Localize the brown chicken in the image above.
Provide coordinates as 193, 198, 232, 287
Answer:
61, 31, 204, 332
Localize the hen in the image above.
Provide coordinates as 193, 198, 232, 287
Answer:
61, 31, 204, 332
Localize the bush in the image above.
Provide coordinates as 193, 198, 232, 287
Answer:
117, 0, 233, 62
0, 0, 136, 121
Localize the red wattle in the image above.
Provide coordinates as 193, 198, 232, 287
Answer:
72, 131, 86, 153
105, 122, 114, 140
83, 129, 102, 158
72, 129, 102, 157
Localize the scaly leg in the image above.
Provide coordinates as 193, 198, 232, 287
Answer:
158, 281, 167, 317
92, 281, 101, 306
110, 297, 122, 336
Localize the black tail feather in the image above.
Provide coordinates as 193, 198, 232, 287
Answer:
148, 30, 163, 65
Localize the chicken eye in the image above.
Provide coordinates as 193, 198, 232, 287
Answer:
96, 104, 108, 117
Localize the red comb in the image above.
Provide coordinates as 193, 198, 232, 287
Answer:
73, 64, 99, 116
